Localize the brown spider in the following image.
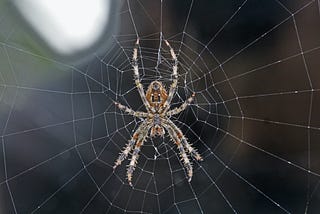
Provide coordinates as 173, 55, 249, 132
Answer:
113, 39, 203, 186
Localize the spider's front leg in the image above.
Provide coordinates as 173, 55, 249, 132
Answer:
113, 121, 149, 170
127, 124, 150, 186
163, 123, 194, 182
166, 119, 203, 162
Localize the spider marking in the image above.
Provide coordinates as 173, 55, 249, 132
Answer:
113, 39, 203, 186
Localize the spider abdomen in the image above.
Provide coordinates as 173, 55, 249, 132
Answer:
146, 81, 168, 111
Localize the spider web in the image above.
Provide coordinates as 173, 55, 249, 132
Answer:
1, 0, 320, 213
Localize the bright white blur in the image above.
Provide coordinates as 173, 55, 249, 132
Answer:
13, 0, 110, 55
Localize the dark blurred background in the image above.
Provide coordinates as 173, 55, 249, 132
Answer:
0, 0, 320, 213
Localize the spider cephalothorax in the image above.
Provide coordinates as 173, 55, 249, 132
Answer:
113, 39, 203, 186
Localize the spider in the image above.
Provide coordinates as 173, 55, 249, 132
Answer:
113, 39, 203, 186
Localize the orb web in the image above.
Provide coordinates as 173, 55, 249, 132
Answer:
1, 0, 320, 213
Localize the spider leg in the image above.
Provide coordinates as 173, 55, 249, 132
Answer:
127, 125, 150, 186
132, 39, 154, 113
181, 138, 203, 162
113, 121, 149, 170
163, 123, 193, 182
114, 101, 149, 117
162, 40, 178, 112
166, 120, 203, 162
166, 93, 195, 117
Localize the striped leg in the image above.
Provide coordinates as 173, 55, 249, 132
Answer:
166, 120, 203, 162
163, 123, 193, 182
166, 93, 195, 117
132, 39, 153, 112
113, 139, 135, 170
113, 121, 148, 170
162, 40, 178, 112
181, 138, 203, 162
127, 126, 149, 186
114, 101, 149, 117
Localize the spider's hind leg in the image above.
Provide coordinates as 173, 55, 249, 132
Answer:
131, 38, 152, 112
162, 40, 179, 112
